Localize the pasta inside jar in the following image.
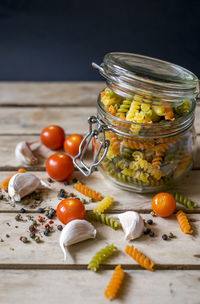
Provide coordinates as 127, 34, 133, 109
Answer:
73, 52, 199, 193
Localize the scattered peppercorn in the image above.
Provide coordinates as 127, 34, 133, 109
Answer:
29, 225, 36, 232
15, 214, 22, 221
149, 231, 155, 237
6, 234, 10, 238
147, 219, 153, 225
49, 220, 54, 224
20, 236, 28, 243
47, 177, 53, 183
57, 225, 63, 231
162, 234, 168, 241
34, 236, 41, 243
69, 193, 75, 197
43, 229, 50, 236
30, 232, 36, 239
38, 216, 45, 223
32, 220, 38, 227
72, 178, 78, 183
144, 228, 151, 235
37, 207, 44, 213
47, 214, 53, 219
0, 194, 4, 200
59, 189, 66, 198
150, 211, 156, 217
64, 180, 69, 186
80, 198, 87, 204
168, 232, 175, 238
89, 197, 94, 203
20, 208, 26, 214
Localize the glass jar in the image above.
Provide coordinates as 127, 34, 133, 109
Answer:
73, 53, 199, 193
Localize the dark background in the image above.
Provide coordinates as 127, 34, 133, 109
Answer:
0, 0, 199, 81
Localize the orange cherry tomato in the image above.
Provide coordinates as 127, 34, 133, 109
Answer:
56, 198, 85, 224
64, 134, 86, 157
152, 193, 176, 217
46, 153, 74, 181
41, 125, 65, 150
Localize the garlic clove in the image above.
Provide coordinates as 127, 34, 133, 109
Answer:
115, 211, 144, 240
15, 141, 38, 165
59, 219, 96, 262
34, 144, 55, 159
8, 173, 41, 202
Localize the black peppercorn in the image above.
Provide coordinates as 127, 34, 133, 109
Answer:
149, 231, 155, 237
34, 194, 41, 201
0, 194, 4, 200
47, 177, 53, 183
30, 232, 36, 239
144, 228, 151, 235
47, 214, 53, 219
72, 178, 78, 183
57, 225, 63, 231
147, 219, 153, 225
64, 180, 69, 186
59, 189, 66, 198
20, 208, 26, 214
162, 234, 168, 241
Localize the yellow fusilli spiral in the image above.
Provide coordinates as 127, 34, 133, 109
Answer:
104, 265, 125, 299
176, 210, 193, 234
93, 195, 114, 214
106, 131, 120, 159
130, 159, 163, 180
74, 182, 102, 201
125, 245, 155, 271
122, 168, 149, 183
126, 100, 141, 121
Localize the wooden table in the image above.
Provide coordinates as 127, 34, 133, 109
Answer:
0, 82, 200, 304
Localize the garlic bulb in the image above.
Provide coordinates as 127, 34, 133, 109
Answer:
8, 172, 49, 202
59, 219, 96, 261
15, 141, 38, 165
115, 211, 144, 240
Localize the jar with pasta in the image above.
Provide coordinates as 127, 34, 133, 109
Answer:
73, 52, 199, 193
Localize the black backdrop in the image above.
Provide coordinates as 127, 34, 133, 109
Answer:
0, 0, 199, 81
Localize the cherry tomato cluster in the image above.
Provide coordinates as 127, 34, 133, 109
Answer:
40, 125, 85, 182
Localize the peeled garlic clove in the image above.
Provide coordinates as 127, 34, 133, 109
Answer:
59, 219, 96, 261
115, 211, 144, 240
8, 173, 41, 202
15, 141, 38, 165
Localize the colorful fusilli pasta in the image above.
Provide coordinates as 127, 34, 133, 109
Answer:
74, 182, 102, 201
86, 211, 121, 230
176, 210, 193, 234
169, 193, 197, 210
104, 265, 125, 300
88, 244, 118, 272
93, 195, 114, 214
125, 245, 155, 271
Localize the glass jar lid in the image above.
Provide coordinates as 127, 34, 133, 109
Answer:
93, 52, 199, 105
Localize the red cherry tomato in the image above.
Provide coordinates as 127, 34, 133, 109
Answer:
64, 134, 86, 157
41, 125, 65, 150
56, 198, 85, 224
152, 193, 176, 217
46, 153, 74, 181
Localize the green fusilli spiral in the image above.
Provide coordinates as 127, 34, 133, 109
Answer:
169, 192, 197, 210
86, 212, 121, 230
88, 244, 118, 272
116, 99, 132, 115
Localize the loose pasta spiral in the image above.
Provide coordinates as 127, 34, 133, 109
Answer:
176, 210, 193, 234
125, 245, 155, 271
88, 244, 118, 272
104, 265, 125, 299
74, 182, 102, 201
93, 195, 114, 214
86, 211, 121, 230
169, 193, 197, 210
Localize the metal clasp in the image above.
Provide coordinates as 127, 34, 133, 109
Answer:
73, 116, 110, 176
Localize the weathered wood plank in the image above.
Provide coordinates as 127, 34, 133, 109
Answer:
0, 213, 199, 266
0, 134, 199, 170
0, 269, 200, 304
0, 170, 199, 212
0, 82, 105, 106
0, 106, 200, 134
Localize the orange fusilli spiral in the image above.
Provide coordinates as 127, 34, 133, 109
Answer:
74, 182, 102, 201
123, 139, 154, 150
165, 107, 174, 120
104, 265, 125, 300
176, 210, 193, 234
125, 245, 155, 271
152, 143, 168, 168
107, 105, 117, 116
107, 131, 120, 157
